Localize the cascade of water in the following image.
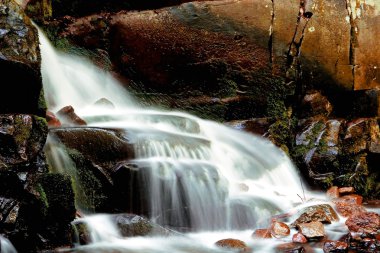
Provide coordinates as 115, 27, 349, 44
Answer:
0, 236, 17, 253
38, 27, 309, 249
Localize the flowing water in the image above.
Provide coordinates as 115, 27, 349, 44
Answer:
38, 29, 330, 252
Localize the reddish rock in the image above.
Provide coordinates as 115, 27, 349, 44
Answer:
323, 240, 348, 253
334, 203, 367, 218
215, 238, 248, 252
56, 105, 87, 126
252, 229, 272, 239
296, 221, 325, 240
46, 111, 61, 128
276, 243, 306, 253
334, 194, 363, 206
271, 221, 290, 238
327, 186, 340, 199
345, 212, 380, 234
292, 233, 308, 244
226, 118, 273, 136
338, 187, 355, 195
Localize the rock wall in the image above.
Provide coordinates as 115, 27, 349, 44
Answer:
0, 1, 75, 251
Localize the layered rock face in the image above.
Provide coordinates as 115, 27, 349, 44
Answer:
0, 1, 75, 251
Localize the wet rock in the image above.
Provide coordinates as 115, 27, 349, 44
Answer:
326, 186, 340, 199
0, 197, 20, 228
226, 118, 273, 136
296, 221, 325, 240
276, 243, 306, 253
56, 106, 87, 126
252, 228, 272, 239
334, 203, 367, 218
323, 240, 348, 253
94, 98, 115, 109
0, 114, 47, 166
300, 91, 333, 118
335, 194, 363, 206
271, 221, 290, 238
215, 238, 248, 252
46, 111, 61, 128
338, 187, 355, 195
292, 233, 308, 244
113, 214, 174, 237
291, 204, 339, 227
0, 0, 45, 116
345, 212, 380, 234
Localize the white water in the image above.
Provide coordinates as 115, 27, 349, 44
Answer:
39, 29, 312, 252
0, 236, 17, 253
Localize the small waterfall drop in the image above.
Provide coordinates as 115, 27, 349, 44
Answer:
39, 28, 308, 251
0, 236, 17, 253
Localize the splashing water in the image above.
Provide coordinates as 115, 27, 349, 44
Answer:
39, 28, 310, 251
0, 236, 17, 253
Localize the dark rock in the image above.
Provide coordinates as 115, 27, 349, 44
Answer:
0, 0, 45, 116
296, 221, 325, 240
215, 238, 248, 252
56, 106, 87, 126
343, 118, 379, 154
226, 118, 273, 136
0, 197, 20, 228
323, 240, 348, 253
271, 220, 290, 238
0, 114, 47, 167
292, 232, 308, 244
113, 214, 174, 237
300, 91, 333, 118
345, 212, 380, 234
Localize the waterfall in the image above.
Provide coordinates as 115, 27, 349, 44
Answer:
39, 27, 308, 251
0, 236, 17, 253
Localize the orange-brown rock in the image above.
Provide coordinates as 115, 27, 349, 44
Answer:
296, 221, 325, 239
326, 186, 340, 199
276, 243, 306, 253
334, 203, 367, 218
338, 187, 355, 195
345, 212, 380, 234
46, 111, 61, 128
334, 194, 363, 206
252, 229, 272, 239
270, 221, 290, 238
215, 238, 249, 252
56, 105, 87, 126
292, 232, 308, 244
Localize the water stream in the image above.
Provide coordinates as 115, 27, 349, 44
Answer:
38, 28, 327, 252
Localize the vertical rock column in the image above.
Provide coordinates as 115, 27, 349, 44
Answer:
0, 0, 75, 251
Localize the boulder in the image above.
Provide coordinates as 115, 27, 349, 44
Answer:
0, 0, 45, 116
0, 114, 47, 167
323, 240, 348, 253
300, 91, 333, 118
291, 204, 339, 227
292, 233, 307, 244
215, 238, 249, 252
345, 212, 380, 234
271, 221, 290, 238
252, 228, 272, 239
296, 221, 325, 240
56, 105, 87, 126
276, 243, 306, 253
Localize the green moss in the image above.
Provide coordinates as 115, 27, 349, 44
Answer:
35, 183, 49, 216
66, 148, 111, 212
14, 116, 31, 146
37, 88, 47, 113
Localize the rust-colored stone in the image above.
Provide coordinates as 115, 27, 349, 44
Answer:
56, 105, 87, 126
327, 186, 340, 199
215, 238, 249, 252
296, 221, 325, 239
271, 221, 290, 238
334, 203, 367, 218
345, 211, 380, 234
46, 111, 61, 128
338, 187, 355, 195
292, 232, 308, 244
252, 229, 272, 239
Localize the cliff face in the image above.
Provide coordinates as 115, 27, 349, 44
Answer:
0, 1, 75, 251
